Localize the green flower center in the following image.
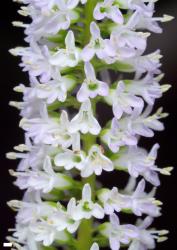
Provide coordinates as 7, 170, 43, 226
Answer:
73, 155, 82, 163
83, 201, 91, 211
88, 82, 98, 91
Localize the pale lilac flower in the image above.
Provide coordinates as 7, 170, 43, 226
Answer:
82, 22, 115, 62
106, 81, 143, 119
129, 106, 166, 138
21, 0, 56, 14
104, 31, 140, 64
9, 95, 44, 119
128, 217, 169, 250
102, 117, 137, 153
49, 30, 80, 68
77, 62, 109, 102
101, 214, 138, 250
114, 144, 173, 186
94, 0, 124, 24
126, 50, 162, 79
10, 156, 72, 193
110, 27, 149, 57
98, 179, 161, 217
81, 145, 114, 177
126, 74, 163, 105
54, 148, 86, 171
47, 198, 80, 233
69, 99, 101, 135
73, 184, 104, 220
7, 140, 58, 171
29, 221, 69, 246
20, 106, 79, 148
131, 8, 173, 34
25, 0, 80, 40
10, 42, 55, 82
14, 74, 75, 106
8, 199, 56, 225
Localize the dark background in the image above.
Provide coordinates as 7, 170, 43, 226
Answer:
0, 0, 177, 249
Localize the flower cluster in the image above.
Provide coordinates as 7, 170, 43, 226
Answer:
7, 0, 173, 249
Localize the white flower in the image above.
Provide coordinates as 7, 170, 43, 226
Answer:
69, 99, 101, 135
90, 243, 99, 250
22, 0, 55, 14
111, 25, 149, 56
25, 0, 80, 40
106, 81, 143, 119
20, 106, 79, 148
81, 145, 114, 177
8, 199, 56, 225
9, 97, 44, 119
128, 217, 169, 250
126, 73, 163, 105
6, 138, 58, 171
8, 226, 38, 250
101, 213, 138, 250
10, 156, 72, 193
114, 143, 172, 186
54, 148, 86, 171
98, 179, 161, 217
77, 62, 109, 102
47, 198, 80, 233
130, 7, 173, 34
73, 184, 104, 220
29, 221, 69, 246
126, 50, 162, 79
129, 106, 166, 138
31, 75, 75, 104
14, 74, 75, 106
104, 30, 145, 64
82, 22, 115, 62
49, 30, 80, 68
10, 42, 55, 82
94, 0, 124, 24
102, 117, 137, 153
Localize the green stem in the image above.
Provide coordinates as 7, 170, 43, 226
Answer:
77, 0, 97, 247
77, 137, 96, 250
77, 1, 97, 249
83, 0, 97, 45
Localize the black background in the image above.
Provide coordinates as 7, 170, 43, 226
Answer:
0, 0, 177, 249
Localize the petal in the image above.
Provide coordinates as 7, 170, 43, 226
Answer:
67, 0, 79, 9
77, 82, 89, 102
81, 165, 93, 178
98, 81, 109, 96
149, 143, 160, 159
92, 204, 104, 219
133, 179, 145, 198
110, 236, 120, 250
82, 183, 91, 201
90, 243, 99, 250
90, 22, 100, 39
110, 213, 120, 228
93, 4, 105, 20
65, 30, 75, 51
43, 156, 54, 174
113, 103, 123, 119
82, 45, 95, 61
67, 197, 77, 214
109, 6, 124, 24
85, 62, 96, 81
